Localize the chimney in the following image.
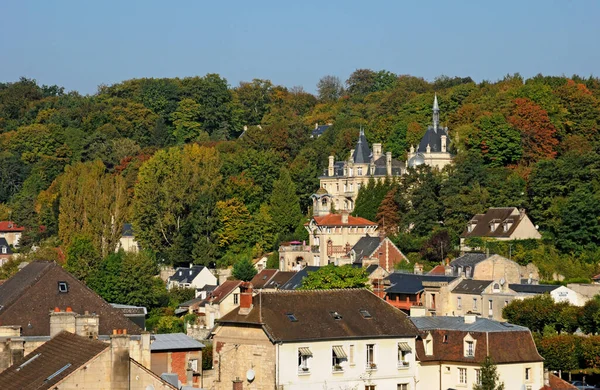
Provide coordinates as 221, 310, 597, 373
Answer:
50, 308, 76, 337
372, 143, 382, 160
10, 338, 24, 365
341, 210, 349, 224
110, 332, 131, 390
414, 262, 423, 275
315, 122, 319, 130
410, 306, 427, 317
386, 152, 392, 176
233, 379, 243, 390
519, 208, 526, 219
75, 312, 99, 339
328, 156, 335, 177
238, 282, 254, 315
464, 314, 477, 324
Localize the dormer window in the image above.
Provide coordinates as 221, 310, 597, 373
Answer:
424, 334, 433, 356
489, 219, 500, 232
58, 281, 68, 293
1, 247, 6, 254
464, 335, 476, 357
329, 311, 342, 320
503, 219, 514, 232
467, 220, 477, 233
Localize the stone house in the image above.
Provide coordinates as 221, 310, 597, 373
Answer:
341, 234, 408, 272
449, 253, 539, 285
195, 280, 242, 329
0, 331, 175, 390
167, 264, 217, 291
0, 238, 13, 267
0, 221, 24, 247
460, 207, 542, 252
116, 223, 140, 253
150, 333, 204, 388
406, 95, 453, 170
383, 273, 457, 313
318, 129, 405, 212
411, 316, 544, 390
213, 287, 419, 390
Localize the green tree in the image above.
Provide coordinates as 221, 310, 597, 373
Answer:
298, 264, 368, 290
171, 98, 205, 143
65, 234, 101, 282
232, 257, 257, 281
473, 356, 505, 390
269, 168, 303, 237
317, 75, 344, 102
502, 294, 559, 333
473, 114, 523, 167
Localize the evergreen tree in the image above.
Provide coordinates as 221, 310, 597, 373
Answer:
473, 356, 505, 390
269, 168, 303, 237
232, 257, 257, 281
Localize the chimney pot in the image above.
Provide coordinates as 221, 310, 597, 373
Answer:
113, 329, 118, 335
54, 307, 60, 312
238, 282, 254, 315
122, 329, 127, 335
66, 307, 72, 313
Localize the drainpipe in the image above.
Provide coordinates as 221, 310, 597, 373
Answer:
276, 342, 281, 389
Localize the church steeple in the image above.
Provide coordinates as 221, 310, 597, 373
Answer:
433, 94, 440, 132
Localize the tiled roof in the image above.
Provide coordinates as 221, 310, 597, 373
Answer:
461, 207, 526, 238
0, 261, 141, 336
385, 273, 456, 294
311, 214, 377, 227
169, 265, 208, 283
151, 333, 205, 352
352, 131, 372, 164
427, 265, 447, 276
110, 303, 147, 315
122, 223, 134, 236
542, 373, 577, 389
450, 253, 489, 268
0, 221, 24, 232
250, 269, 278, 289
204, 280, 241, 305
311, 124, 330, 137
264, 271, 296, 289
0, 331, 109, 390
218, 289, 418, 342
452, 280, 493, 295
279, 266, 320, 290
509, 284, 559, 294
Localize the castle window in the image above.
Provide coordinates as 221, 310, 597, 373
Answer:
357, 167, 363, 175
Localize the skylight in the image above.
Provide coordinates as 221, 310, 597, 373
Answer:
286, 313, 298, 322
45, 363, 72, 382
330, 311, 343, 320
359, 309, 372, 319
16, 353, 41, 371
58, 282, 68, 293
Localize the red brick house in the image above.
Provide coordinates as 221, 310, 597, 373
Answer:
151, 333, 205, 387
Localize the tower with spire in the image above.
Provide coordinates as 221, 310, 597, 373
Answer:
406, 94, 453, 170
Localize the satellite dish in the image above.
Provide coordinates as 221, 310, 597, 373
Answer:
246, 368, 255, 382
499, 278, 505, 286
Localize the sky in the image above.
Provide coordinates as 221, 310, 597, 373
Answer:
1, 0, 599, 95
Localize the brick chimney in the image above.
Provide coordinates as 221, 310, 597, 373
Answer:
238, 282, 254, 316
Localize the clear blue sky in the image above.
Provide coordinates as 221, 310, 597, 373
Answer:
1, 0, 598, 95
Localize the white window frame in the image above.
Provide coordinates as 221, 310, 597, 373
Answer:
465, 340, 474, 357
298, 349, 312, 374
366, 344, 376, 369
458, 367, 467, 384
476, 369, 482, 385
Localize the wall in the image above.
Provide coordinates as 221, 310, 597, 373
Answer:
510, 215, 542, 240
472, 255, 523, 284
204, 286, 241, 328
151, 350, 202, 386
117, 236, 139, 253
308, 224, 378, 266
278, 338, 416, 390
213, 324, 276, 390
191, 268, 218, 289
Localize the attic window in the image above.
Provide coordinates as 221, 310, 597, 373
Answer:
359, 309, 372, 319
58, 282, 68, 293
286, 313, 298, 322
443, 334, 448, 343
329, 311, 343, 320
1, 247, 6, 254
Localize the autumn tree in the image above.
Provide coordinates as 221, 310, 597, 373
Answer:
376, 188, 400, 236
171, 98, 205, 143
508, 98, 558, 164
65, 234, 101, 282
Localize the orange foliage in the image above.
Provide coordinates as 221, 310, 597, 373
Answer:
508, 98, 558, 164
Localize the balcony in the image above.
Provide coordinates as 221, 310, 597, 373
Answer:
298, 367, 310, 375
366, 363, 378, 371
398, 361, 410, 369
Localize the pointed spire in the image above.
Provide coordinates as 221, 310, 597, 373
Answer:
432, 94, 440, 132
433, 93, 439, 111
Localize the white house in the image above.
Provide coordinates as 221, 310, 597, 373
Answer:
212, 288, 419, 390
167, 264, 217, 291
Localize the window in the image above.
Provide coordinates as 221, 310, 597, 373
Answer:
58, 282, 68, 293
424, 334, 433, 355
488, 299, 493, 316
358, 167, 363, 176
476, 369, 482, 385
298, 348, 312, 373
349, 345, 355, 365
473, 298, 478, 311
493, 283, 500, 292
397, 385, 408, 390
504, 300, 509, 307
359, 309, 372, 319
465, 341, 474, 357
332, 346, 347, 371
188, 359, 198, 372
329, 311, 343, 320
365, 386, 376, 390
398, 342, 411, 368
366, 344, 376, 369
286, 313, 298, 322
525, 367, 532, 381
458, 368, 467, 384
1, 247, 6, 254
233, 293, 239, 305
457, 296, 462, 309
443, 334, 448, 343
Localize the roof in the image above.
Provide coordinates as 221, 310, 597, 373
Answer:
312, 124, 330, 137
427, 265, 447, 276
151, 333, 205, 352
352, 129, 372, 164
0, 238, 12, 254
542, 373, 577, 389
0, 221, 24, 232
416, 125, 449, 154
204, 280, 242, 305
0, 261, 141, 336
411, 316, 530, 332
279, 266, 320, 290
310, 214, 377, 227
0, 331, 109, 390
452, 280, 493, 295
218, 289, 418, 342
364, 264, 380, 275
461, 207, 531, 238
110, 303, 147, 315
250, 269, 278, 289
169, 265, 208, 283
350, 235, 381, 263
122, 223, 134, 236
450, 253, 489, 269
509, 283, 559, 294
385, 273, 456, 294
264, 271, 296, 289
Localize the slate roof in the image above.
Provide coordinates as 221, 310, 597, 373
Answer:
279, 266, 320, 290
250, 269, 278, 289
110, 303, 147, 315
417, 125, 449, 154
385, 273, 457, 294
310, 214, 377, 227
0, 221, 24, 232
461, 207, 530, 238
311, 124, 330, 138
122, 223, 134, 236
0, 238, 12, 254
151, 333, 205, 352
169, 265, 208, 283
509, 284, 559, 294
0, 261, 141, 336
218, 289, 418, 342
450, 253, 489, 269
352, 130, 372, 164
364, 264, 379, 275
411, 316, 530, 333
0, 331, 109, 390
264, 271, 296, 289
452, 280, 493, 295
350, 235, 381, 263
372, 155, 404, 176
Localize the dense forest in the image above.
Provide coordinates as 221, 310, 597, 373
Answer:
1, 71, 600, 285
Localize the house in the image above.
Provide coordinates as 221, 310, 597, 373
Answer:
311, 122, 331, 138
262, 271, 296, 290
196, 280, 242, 329
343, 234, 408, 272
460, 207, 542, 252
411, 316, 544, 390
406, 95, 453, 170
383, 272, 457, 313
278, 241, 313, 271
213, 288, 419, 390
318, 129, 405, 212
509, 283, 586, 306
116, 223, 140, 253
541, 373, 577, 389
0, 238, 13, 266
302, 211, 379, 267
279, 266, 320, 290
167, 264, 217, 291
110, 303, 147, 329
0, 221, 24, 247
0, 261, 141, 337
449, 252, 539, 285
252, 255, 268, 272
0, 331, 175, 390
151, 333, 204, 388
249, 269, 279, 289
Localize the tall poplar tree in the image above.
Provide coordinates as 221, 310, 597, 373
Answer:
269, 168, 302, 238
